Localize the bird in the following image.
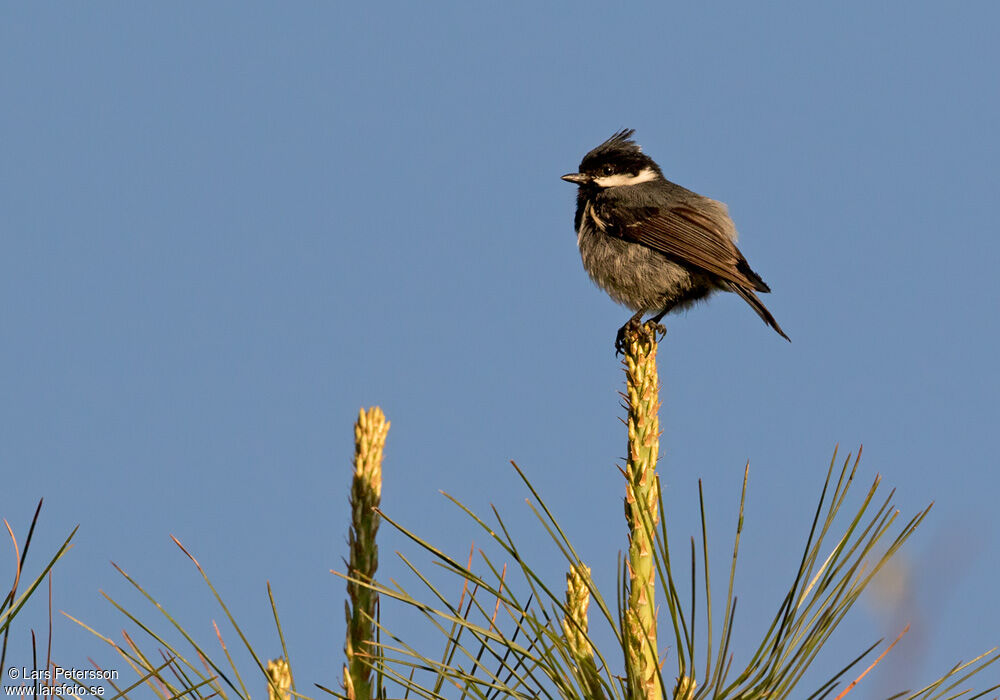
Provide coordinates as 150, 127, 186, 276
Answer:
561, 129, 789, 352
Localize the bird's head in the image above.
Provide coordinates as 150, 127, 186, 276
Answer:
561, 129, 662, 189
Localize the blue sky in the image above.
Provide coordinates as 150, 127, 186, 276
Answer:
2, 2, 998, 696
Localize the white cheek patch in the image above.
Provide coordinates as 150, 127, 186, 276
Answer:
591, 167, 659, 188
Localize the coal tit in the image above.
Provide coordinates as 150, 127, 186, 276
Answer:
562, 129, 789, 351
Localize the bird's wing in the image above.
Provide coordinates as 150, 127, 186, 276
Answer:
615, 204, 770, 293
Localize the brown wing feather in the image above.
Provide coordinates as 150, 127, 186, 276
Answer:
621, 205, 769, 292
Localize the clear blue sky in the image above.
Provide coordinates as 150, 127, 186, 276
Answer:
3, 2, 998, 696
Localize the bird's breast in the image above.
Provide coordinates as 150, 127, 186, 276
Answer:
575, 201, 607, 247
575, 206, 713, 314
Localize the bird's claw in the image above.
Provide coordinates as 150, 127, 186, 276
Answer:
615, 318, 666, 356
647, 321, 666, 339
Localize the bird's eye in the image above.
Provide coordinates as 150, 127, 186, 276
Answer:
602, 165, 614, 175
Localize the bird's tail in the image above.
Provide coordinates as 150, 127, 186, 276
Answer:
729, 283, 791, 342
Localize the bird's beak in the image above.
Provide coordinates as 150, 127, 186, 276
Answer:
561, 172, 590, 185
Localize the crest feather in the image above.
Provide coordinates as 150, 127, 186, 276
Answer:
604, 128, 638, 149
579, 128, 649, 171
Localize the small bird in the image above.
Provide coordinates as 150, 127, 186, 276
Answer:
561, 129, 789, 352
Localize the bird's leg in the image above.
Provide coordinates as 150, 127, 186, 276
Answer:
615, 311, 646, 355
641, 308, 669, 343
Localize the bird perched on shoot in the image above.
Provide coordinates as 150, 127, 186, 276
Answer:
561, 129, 789, 352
